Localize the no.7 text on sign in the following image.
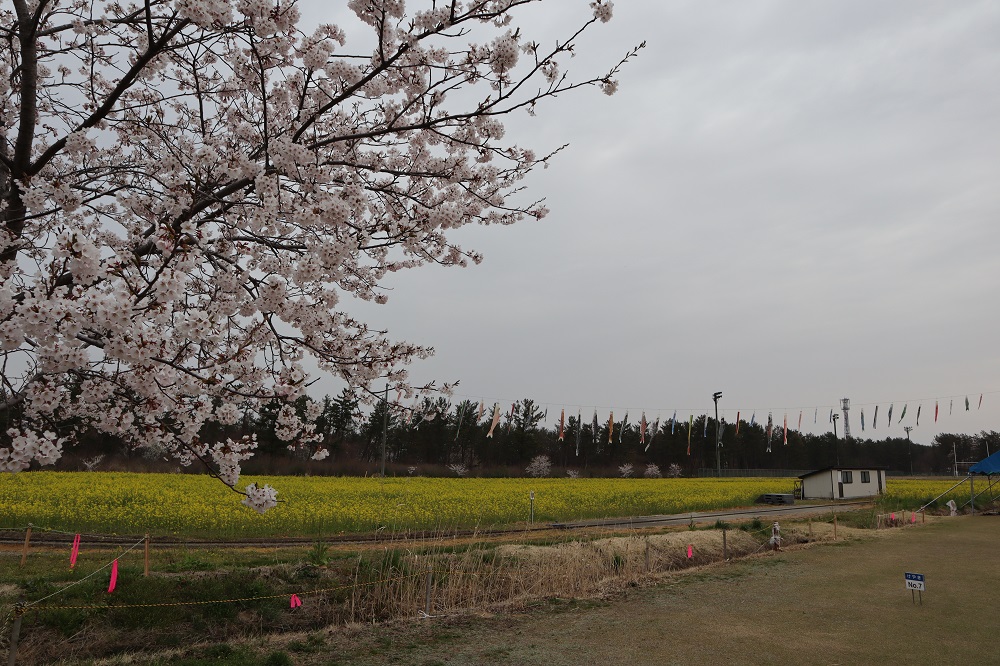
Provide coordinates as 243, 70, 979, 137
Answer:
905, 572, 925, 605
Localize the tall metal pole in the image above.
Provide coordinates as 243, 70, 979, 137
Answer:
904, 426, 914, 475
832, 414, 840, 466
713, 392, 723, 476
380, 384, 388, 478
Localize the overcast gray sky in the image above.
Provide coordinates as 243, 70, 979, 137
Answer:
303, 1, 1000, 444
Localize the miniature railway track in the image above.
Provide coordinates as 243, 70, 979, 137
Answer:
0, 501, 869, 550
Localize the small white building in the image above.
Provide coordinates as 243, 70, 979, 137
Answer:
798, 467, 886, 500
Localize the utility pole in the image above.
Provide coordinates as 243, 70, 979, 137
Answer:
904, 426, 914, 476
953, 441, 958, 477
713, 392, 723, 476
832, 413, 840, 466
380, 384, 389, 478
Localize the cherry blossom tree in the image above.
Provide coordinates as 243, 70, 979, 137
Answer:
0, 0, 638, 509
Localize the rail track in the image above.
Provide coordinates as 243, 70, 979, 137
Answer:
0, 501, 869, 550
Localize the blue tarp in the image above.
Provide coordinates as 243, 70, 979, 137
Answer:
969, 450, 1000, 475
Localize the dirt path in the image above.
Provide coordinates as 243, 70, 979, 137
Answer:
248, 516, 998, 666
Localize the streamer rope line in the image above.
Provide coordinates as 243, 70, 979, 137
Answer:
22, 537, 146, 609
22, 572, 423, 612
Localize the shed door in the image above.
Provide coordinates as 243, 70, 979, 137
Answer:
838, 482, 844, 498
877, 472, 883, 494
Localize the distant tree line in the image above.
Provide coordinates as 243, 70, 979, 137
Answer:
56, 390, 1000, 477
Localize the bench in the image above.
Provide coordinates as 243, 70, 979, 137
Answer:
758, 493, 794, 505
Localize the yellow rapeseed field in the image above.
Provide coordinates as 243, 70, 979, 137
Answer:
0, 472, 981, 538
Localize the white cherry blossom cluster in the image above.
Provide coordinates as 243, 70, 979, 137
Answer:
592, 1, 614, 23
1, 429, 65, 472
241, 482, 279, 514
0, 0, 638, 510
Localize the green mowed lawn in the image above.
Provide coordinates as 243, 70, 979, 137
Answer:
237, 515, 998, 666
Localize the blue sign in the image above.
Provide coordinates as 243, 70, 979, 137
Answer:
905, 572, 925, 591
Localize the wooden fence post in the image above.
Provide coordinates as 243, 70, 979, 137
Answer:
19, 526, 31, 568
645, 539, 651, 572
833, 515, 838, 540
722, 529, 728, 561
144, 534, 150, 577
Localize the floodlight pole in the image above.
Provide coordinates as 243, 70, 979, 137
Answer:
713, 392, 723, 476
832, 414, 840, 466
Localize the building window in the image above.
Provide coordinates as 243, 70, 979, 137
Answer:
842, 470, 853, 484
861, 471, 871, 483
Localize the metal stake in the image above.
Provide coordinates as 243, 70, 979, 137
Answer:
424, 563, 432, 616
7, 605, 23, 666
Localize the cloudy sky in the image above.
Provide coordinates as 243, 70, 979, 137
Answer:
303, 1, 1000, 444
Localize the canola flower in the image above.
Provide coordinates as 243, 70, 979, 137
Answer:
0, 472, 979, 538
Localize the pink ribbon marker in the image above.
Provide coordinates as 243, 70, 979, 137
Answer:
70, 534, 81, 570
108, 559, 118, 593
911, 512, 916, 524
687, 544, 693, 559
891, 512, 896, 522
290, 594, 302, 609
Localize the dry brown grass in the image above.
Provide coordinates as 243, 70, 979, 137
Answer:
251, 514, 991, 666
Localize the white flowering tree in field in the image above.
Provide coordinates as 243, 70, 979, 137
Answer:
524, 454, 550, 478
0, 0, 637, 509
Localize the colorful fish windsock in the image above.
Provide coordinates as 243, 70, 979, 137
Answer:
797, 411, 802, 431
899, 404, 907, 424
687, 415, 693, 455
640, 412, 647, 448
935, 401, 939, 422
887, 404, 893, 426
592, 410, 599, 445
750, 412, 756, 427
979, 394, 984, 410
916, 405, 921, 426
671, 411, 677, 435
486, 403, 501, 438
735, 411, 741, 436
558, 409, 565, 441
966, 396, 971, 411
454, 403, 465, 441
860, 408, 865, 431
874, 405, 879, 429
766, 413, 773, 453
477, 400, 485, 422
608, 411, 614, 444
576, 410, 582, 456
783, 414, 788, 445
620, 411, 628, 444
